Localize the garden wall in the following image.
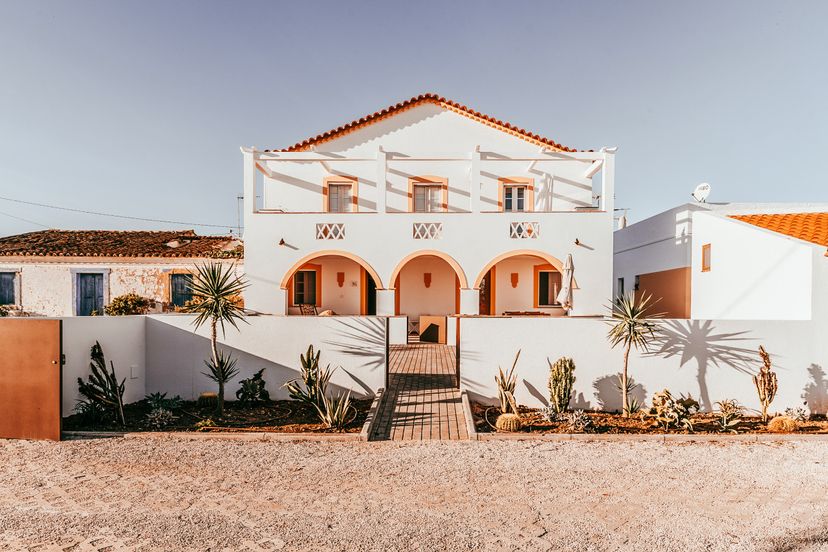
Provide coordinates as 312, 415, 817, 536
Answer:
60, 315, 386, 416
459, 317, 828, 415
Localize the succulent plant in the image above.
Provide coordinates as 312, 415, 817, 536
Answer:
495, 351, 520, 415
767, 415, 798, 433
547, 357, 575, 414
144, 407, 176, 430
715, 399, 743, 433
495, 413, 523, 432
754, 346, 778, 422
642, 389, 699, 431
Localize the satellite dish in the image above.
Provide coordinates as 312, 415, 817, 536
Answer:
691, 182, 711, 203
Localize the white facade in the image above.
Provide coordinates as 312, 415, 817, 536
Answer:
0, 257, 241, 317
614, 202, 828, 320
242, 99, 617, 319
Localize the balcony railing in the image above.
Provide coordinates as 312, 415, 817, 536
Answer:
316, 223, 345, 240
412, 222, 443, 239
509, 222, 540, 239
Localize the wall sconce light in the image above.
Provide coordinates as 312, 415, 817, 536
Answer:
278, 238, 286, 246
423, 273, 432, 288
510, 273, 519, 288
574, 238, 581, 246
336, 272, 345, 288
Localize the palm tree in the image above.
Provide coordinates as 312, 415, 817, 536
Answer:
607, 291, 662, 417
184, 262, 248, 416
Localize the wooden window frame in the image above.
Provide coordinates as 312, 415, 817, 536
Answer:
498, 177, 534, 212
533, 264, 562, 308
323, 176, 359, 213
408, 176, 448, 213
0, 270, 20, 307
169, 272, 194, 308
701, 243, 711, 272
289, 263, 322, 307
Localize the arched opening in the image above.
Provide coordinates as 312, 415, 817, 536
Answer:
390, 251, 466, 343
476, 250, 570, 317
281, 252, 382, 316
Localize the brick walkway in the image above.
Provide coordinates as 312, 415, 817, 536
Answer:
371, 344, 469, 441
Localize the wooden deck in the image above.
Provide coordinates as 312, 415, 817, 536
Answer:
370, 344, 469, 441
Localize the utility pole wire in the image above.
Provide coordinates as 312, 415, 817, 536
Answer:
0, 195, 235, 230
0, 209, 51, 229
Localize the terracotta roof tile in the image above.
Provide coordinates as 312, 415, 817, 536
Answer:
271, 93, 583, 153
729, 213, 828, 252
0, 230, 243, 259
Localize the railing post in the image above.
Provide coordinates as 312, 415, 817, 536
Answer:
470, 146, 481, 213
376, 147, 387, 213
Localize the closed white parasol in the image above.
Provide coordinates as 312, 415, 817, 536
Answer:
556, 253, 574, 313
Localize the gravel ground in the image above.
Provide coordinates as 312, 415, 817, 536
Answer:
1, 436, 828, 551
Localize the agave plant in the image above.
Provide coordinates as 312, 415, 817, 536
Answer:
314, 390, 353, 430
77, 341, 125, 426
183, 262, 248, 416
284, 345, 333, 411
607, 292, 662, 417
495, 350, 520, 414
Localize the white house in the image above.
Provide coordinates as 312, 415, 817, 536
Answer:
614, 203, 828, 320
0, 229, 242, 316
240, 93, 617, 336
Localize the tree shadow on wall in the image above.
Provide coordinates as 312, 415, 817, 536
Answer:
802, 364, 828, 416
322, 317, 387, 395
592, 374, 646, 413
648, 320, 757, 412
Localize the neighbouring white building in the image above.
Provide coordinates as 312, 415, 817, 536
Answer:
614, 203, 828, 320
0, 230, 242, 316
240, 93, 617, 337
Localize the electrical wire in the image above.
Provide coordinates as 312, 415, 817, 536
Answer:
0, 195, 235, 229
0, 209, 51, 229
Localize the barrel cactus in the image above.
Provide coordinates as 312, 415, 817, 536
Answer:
495, 413, 523, 432
547, 356, 576, 414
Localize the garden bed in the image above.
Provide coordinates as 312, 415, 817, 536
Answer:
471, 402, 828, 435
63, 398, 372, 434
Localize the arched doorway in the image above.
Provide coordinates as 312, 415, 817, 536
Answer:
281, 251, 383, 316
390, 251, 467, 342
475, 250, 568, 317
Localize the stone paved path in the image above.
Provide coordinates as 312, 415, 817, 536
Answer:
370, 343, 468, 441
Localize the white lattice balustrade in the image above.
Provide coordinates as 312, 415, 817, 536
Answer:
316, 223, 345, 240
412, 222, 443, 239
509, 222, 540, 239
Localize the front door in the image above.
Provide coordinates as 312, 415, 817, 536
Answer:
365, 274, 377, 315
77, 273, 104, 316
479, 269, 493, 315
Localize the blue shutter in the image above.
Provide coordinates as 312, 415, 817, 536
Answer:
0, 273, 14, 305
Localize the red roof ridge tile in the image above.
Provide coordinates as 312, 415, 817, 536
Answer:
270, 93, 584, 153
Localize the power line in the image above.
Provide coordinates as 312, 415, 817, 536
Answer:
0, 195, 235, 230
0, 209, 50, 229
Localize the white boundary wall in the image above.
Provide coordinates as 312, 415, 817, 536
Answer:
60, 315, 387, 416
459, 317, 828, 415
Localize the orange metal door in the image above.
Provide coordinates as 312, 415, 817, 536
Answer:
0, 319, 62, 441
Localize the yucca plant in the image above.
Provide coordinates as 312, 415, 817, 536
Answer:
183, 262, 248, 416
607, 292, 662, 417
495, 350, 520, 414
314, 390, 353, 430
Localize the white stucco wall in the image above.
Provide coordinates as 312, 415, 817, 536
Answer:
0, 259, 242, 317
459, 316, 828, 414
397, 255, 457, 317
691, 213, 814, 320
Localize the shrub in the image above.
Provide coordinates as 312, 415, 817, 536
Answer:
767, 415, 798, 433
560, 410, 592, 433
495, 413, 523, 432
104, 293, 152, 316
145, 407, 176, 429
0, 305, 9, 317
74, 399, 107, 424
754, 345, 778, 422
236, 369, 270, 405
547, 357, 575, 414
144, 392, 182, 411
615, 374, 642, 415
77, 341, 125, 425
284, 345, 332, 411
201, 350, 240, 416
642, 389, 699, 431
495, 350, 520, 414
314, 390, 353, 431
715, 399, 743, 433
195, 418, 216, 431
784, 406, 809, 422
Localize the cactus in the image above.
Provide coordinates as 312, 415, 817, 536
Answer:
495, 413, 523, 432
767, 415, 798, 433
547, 357, 576, 414
753, 346, 778, 422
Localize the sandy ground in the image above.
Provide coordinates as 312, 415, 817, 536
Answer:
1, 437, 828, 551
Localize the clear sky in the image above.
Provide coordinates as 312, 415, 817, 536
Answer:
1, 0, 826, 237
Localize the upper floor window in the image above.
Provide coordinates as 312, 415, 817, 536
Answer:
409, 176, 447, 213
323, 176, 358, 213
170, 273, 193, 308
701, 244, 711, 272
499, 177, 534, 212
0, 272, 16, 305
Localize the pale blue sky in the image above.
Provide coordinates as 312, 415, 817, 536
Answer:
1, 0, 826, 236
